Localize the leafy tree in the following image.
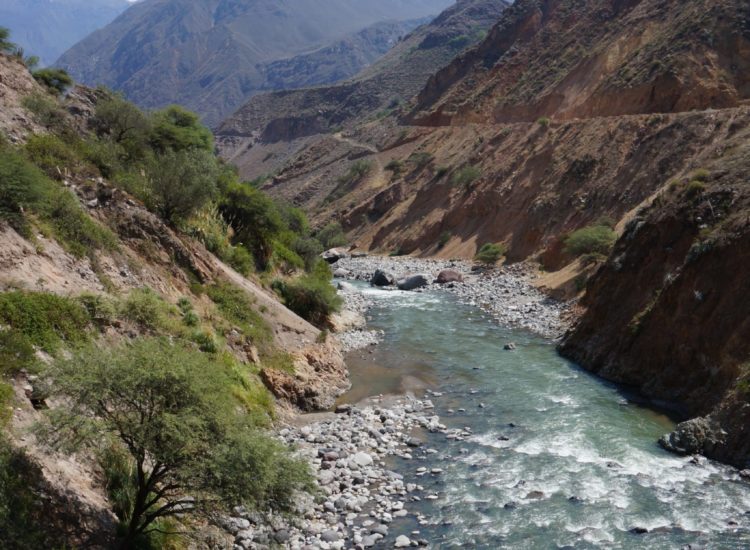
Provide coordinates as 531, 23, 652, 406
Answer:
474, 242, 506, 265
32, 68, 73, 96
146, 148, 219, 223
220, 182, 284, 270
0, 149, 46, 232
91, 95, 152, 158
40, 338, 311, 547
150, 105, 213, 153
272, 261, 341, 327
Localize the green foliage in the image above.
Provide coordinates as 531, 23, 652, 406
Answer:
691, 168, 710, 182
0, 330, 36, 375
272, 263, 342, 328
451, 165, 481, 188
448, 35, 471, 49
91, 94, 153, 162
32, 68, 73, 96
685, 180, 706, 199
206, 283, 272, 345
24, 134, 84, 179
150, 105, 213, 153
42, 338, 312, 546
385, 159, 404, 176
78, 293, 118, 327
21, 92, 67, 130
0, 27, 15, 53
474, 242, 507, 265
537, 117, 551, 128
191, 330, 218, 353
316, 222, 347, 249
0, 291, 90, 353
292, 236, 324, 272
272, 240, 305, 273
564, 224, 617, 257
338, 160, 372, 186
0, 149, 47, 232
119, 288, 175, 331
146, 148, 219, 223
438, 231, 452, 249
408, 151, 434, 169
0, 381, 13, 426
220, 183, 284, 270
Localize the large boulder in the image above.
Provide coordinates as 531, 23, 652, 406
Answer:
435, 269, 464, 284
397, 273, 429, 291
333, 267, 350, 278
370, 269, 395, 287
658, 416, 724, 455
322, 248, 346, 264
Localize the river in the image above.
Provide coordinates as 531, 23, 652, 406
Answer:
340, 282, 750, 549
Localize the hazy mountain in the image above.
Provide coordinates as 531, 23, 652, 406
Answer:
56, 0, 454, 126
0, 0, 132, 66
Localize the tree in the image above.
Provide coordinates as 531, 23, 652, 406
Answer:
564, 224, 617, 257
316, 222, 347, 249
32, 68, 74, 96
220, 182, 284, 270
147, 148, 218, 223
149, 105, 213, 153
41, 338, 311, 548
91, 95, 152, 158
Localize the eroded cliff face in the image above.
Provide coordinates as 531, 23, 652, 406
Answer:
560, 125, 750, 468
411, 0, 750, 125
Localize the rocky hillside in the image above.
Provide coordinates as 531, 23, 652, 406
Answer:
0, 0, 131, 66
241, 0, 750, 468
216, 0, 510, 179
55, 0, 452, 126
0, 52, 351, 547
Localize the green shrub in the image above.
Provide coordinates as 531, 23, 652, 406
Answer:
272, 265, 342, 328
409, 152, 433, 169
0, 330, 36, 375
206, 283, 272, 345
77, 293, 117, 327
537, 117, 551, 128
149, 105, 214, 153
451, 166, 481, 188
685, 180, 706, 199
0, 149, 47, 233
337, 160, 372, 186
21, 93, 67, 130
23, 134, 83, 180
262, 351, 296, 374
438, 231, 452, 249
316, 222, 347, 249
292, 236, 324, 272
272, 240, 305, 273
564, 225, 617, 257
119, 288, 173, 330
146, 148, 219, 223
32, 68, 73, 95
474, 242, 506, 265
385, 159, 404, 176
691, 169, 710, 182
192, 330, 218, 353
0, 381, 13, 426
0, 291, 90, 352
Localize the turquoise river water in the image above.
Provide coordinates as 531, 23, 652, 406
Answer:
341, 283, 750, 549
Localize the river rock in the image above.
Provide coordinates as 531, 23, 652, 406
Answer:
435, 269, 463, 284
323, 248, 346, 263
659, 416, 722, 455
395, 535, 411, 547
397, 274, 429, 291
334, 267, 350, 278
371, 269, 396, 287
352, 451, 374, 467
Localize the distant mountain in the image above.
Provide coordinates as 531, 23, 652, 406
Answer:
56, 0, 453, 126
216, 0, 509, 177
0, 0, 132, 67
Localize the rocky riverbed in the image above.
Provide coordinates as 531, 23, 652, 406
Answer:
224, 396, 451, 549
332, 256, 572, 339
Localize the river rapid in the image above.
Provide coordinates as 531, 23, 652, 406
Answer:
339, 281, 750, 549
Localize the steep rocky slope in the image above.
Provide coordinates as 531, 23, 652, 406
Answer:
0, 0, 131, 66
0, 52, 349, 546
56, 0, 452, 126
216, 0, 510, 179
242, 0, 750, 468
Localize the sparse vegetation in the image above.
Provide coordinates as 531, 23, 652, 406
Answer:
537, 117, 551, 128
316, 221, 347, 249
564, 224, 617, 258
451, 166, 481, 189
474, 243, 507, 265
438, 231, 452, 249
385, 159, 404, 177
31, 68, 73, 96
272, 262, 342, 328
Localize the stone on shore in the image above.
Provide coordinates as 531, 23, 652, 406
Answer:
397, 274, 429, 291
395, 535, 412, 547
322, 248, 347, 263
371, 269, 396, 287
435, 269, 463, 284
